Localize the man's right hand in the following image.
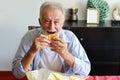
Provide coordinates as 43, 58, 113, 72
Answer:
21, 34, 50, 71
30, 34, 51, 54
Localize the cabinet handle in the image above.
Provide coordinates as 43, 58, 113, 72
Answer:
80, 38, 83, 41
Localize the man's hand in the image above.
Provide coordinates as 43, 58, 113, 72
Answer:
30, 34, 51, 53
50, 37, 68, 56
50, 37, 75, 68
21, 34, 50, 71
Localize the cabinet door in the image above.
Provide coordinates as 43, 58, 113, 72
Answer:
70, 27, 120, 75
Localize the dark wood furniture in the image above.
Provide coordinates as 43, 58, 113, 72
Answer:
28, 20, 120, 75
65, 20, 120, 75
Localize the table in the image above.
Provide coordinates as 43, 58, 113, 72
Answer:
12, 76, 120, 80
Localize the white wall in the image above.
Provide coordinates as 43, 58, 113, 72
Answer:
0, 0, 120, 70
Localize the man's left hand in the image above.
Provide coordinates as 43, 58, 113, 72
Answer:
50, 37, 68, 56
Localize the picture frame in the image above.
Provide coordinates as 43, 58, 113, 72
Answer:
87, 8, 99, 24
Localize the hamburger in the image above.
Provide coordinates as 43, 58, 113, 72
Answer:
48, 33, 59, 40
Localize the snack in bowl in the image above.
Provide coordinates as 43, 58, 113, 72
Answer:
26, 68, 88, 80
47, 72, 86, 80
47, 72, 65, 80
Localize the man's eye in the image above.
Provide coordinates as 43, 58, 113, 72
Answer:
44, 19, 50, 24
54, 21, 59, 25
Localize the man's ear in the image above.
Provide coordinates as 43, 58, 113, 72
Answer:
38, 18, 41, 25
61, 18, 65, 27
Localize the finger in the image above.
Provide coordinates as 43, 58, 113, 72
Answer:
36, 42, 50, 49
50, 42, 59, 47
38, 34, 47, 37
37, 36, 50, 44
39, 38, 50, 44
50, 47, 60, 52
51, 41, 65, 48
52, 37, 61, 41
50, 43, 64, 49
38, 34, 49, 40
40, 42, 50, 47
50, 46, 65, 54
52, 38, 65, 44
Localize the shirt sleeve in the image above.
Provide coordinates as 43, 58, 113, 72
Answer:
73, 57, 91, 76
66, 31, 91, 76
12, 59, 26, 79
12, 31, 34, 79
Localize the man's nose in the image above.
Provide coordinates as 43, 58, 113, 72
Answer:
49, 21, 55, 30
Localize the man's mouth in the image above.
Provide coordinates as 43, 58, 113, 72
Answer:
47, 30, 57, 34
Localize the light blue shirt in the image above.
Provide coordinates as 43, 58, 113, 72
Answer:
12, 28, 91, 79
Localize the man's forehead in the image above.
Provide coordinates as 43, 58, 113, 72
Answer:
42, 8, 63, 15
42, 16, 61, 20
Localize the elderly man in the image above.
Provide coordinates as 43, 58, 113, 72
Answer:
12, 1, 91, 79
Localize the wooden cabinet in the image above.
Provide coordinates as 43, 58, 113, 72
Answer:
66, 20, 120, 75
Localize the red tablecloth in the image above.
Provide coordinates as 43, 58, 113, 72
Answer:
87, 76, 120, 80
0, 76, 120, 80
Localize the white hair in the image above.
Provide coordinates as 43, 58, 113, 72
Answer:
39, 1, 65, 19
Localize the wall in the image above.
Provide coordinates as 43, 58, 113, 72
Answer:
0, 0, 120, 70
